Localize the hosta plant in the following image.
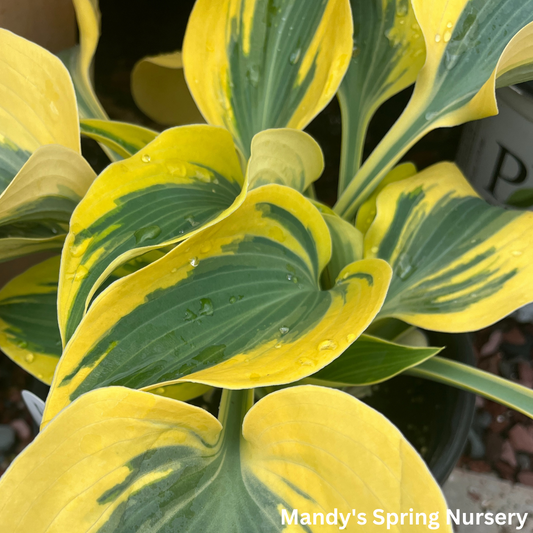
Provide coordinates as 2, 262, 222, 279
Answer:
2, 0, 533, 531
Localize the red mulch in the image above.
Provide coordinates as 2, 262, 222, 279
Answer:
459, 318, 533, 486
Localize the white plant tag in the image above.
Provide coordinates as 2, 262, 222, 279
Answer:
22, 390, 45, 426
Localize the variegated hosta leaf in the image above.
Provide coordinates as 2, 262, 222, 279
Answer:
409, 356, 533, 419
59, 0, 126, 162
80, 119, 158, 158
337, 0, 425, 192
0, 31, 94, 258
0, 236, 65, 263
496, 23, 533, 88
44, 185, 391, 426
0, 249, 169, 384
366, 316, 414, 342
58, 0, 107, 120
0, 145, 95, 261
58, 125, 246, 344
1, 386, 451, 532
0, 29, 80, 192
248, 129, 324, 192
310, 334, 441, 386
365, 162, 533, 332
355, 162, 417, 235
0, 257, 62, 384
183, 0, 353, 158
321, 212, 363, 288
151, 382, 213, 402
335, 1, 533, 219
0, 145, 95, 230
131, 51, 205, 126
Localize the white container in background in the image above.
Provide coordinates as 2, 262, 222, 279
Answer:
457, 84, 533, 208
457, 83, 533, 322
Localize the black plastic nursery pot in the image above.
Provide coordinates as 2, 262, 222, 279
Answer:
362, 332, 476, 485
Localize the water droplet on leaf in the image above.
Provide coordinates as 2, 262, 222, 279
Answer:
397, 1, 408, 16
193, 168, 213, 183
434, 33, 442, 43
141, 154, 151, 163
167, 160, 187, 177
74, 266, 89, 281
289, 48, 301, 64
318, 340, 337, 351
189, 257, 199, 267
397, 253, 415, 281
25, 353, 35, 363
346, 334, 356, 343
246, 65, 260, 87
186, 216, 199, 227
279, 326, 289, 335
199, 298, 214, 316
71, 240, 89, 258
134, 225, 162, 244
184, 309, 197, 321
229, 296, 237, 304
249, 373, 261, 381
200, 241, 212, 253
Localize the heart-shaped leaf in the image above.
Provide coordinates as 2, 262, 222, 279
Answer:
0, 29, 80, 191
248, 129, 324, 192
131, 51, 205, 126
0, 256, 62, 384
0, 145, 95, 229
44, 184, 391, 426
183, 0, 353, 157
0, 386, 451, 532
0, 30, 92, 258
58, 125, 246, 344
366, 162, 533, 332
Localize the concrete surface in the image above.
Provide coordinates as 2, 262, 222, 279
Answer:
444, 469, 533, 532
